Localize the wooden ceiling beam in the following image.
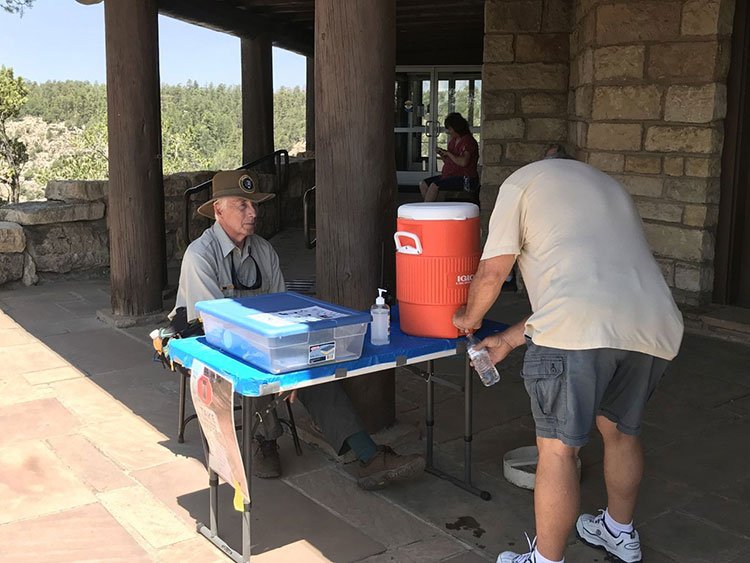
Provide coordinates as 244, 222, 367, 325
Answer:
158, 0, 313, 54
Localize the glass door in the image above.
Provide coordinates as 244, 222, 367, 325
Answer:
395, 66, 482, 186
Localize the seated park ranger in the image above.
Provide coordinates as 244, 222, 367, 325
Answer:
171, 169, 425, 489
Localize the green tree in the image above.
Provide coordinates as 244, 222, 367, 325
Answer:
274, 86, 306, 151
2, 0, 34, 16
0, 66, 30, 203
39, 114, 109, 184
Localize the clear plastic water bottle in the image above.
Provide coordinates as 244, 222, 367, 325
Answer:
466, 333, 500, 386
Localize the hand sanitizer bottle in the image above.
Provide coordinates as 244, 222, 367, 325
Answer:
370, 288, 390, 345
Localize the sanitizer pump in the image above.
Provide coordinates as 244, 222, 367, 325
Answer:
370, 288, 390, 345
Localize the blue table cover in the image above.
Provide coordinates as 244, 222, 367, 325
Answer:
168, 314, 507, 397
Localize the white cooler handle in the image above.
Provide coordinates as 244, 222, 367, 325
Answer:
394, 231, 423, 255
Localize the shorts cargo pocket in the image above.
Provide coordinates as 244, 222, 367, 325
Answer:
521, 354, 567, 425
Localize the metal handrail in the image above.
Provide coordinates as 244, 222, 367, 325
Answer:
183, 149, 290, 244
303, 185, 316, 249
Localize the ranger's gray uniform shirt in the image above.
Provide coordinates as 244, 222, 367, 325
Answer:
171, 221, 285, 321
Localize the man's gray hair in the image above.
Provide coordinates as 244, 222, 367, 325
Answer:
542, 144, 576, 160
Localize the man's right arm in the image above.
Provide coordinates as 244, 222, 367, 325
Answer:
174, 249, 224, 321
452, 254, 516, 332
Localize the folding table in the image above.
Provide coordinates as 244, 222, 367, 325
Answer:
167, 317, 506, 562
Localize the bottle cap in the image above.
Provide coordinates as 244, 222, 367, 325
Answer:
376, 288, 387, 305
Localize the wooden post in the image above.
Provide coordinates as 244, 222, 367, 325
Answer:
316, 0, 397, 432
104, 0, 165, 317
241, 35, 274, 164
305, 56, 315, 152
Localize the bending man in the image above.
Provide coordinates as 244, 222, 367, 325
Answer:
453, 152, 683, 563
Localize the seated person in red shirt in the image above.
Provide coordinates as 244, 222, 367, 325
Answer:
419, 112, 480, 202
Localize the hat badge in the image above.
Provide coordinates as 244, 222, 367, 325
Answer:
238, 174, 255, 193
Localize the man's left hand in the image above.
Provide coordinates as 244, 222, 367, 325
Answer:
475, 333, 515, 365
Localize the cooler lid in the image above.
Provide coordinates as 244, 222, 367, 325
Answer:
397, 202, 479, 220
195, 292, 372, 338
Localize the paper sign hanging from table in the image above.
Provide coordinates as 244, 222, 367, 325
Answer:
190, 360, 250, 505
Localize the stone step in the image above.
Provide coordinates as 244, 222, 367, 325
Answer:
701, 306, 750, 335
0, 201, 105, 225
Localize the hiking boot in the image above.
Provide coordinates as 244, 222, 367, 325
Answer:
356, 446, 425, 490
576, 510, 642, 563
253, 437, 282, 478
497, 533, 537, 563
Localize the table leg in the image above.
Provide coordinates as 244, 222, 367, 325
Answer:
209, 470, 219, 535
177, 367, 197, 443
242, 395, 253, 562
422, 355, 492, 501
464, 354, 472, 484
196, 395, 255, 562
178, 368, 187, 442
425, 359, 434, 470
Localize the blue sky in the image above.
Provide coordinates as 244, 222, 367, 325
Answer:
1, 0, 307, 89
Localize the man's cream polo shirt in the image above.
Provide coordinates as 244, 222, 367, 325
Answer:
482, 159, 684, 360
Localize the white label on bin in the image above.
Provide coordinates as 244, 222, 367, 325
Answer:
309, 341, 336, 364
246, 312, 297, 328
249, 306, 348, 327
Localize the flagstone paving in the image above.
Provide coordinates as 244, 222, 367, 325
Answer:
1, 228, 750, 561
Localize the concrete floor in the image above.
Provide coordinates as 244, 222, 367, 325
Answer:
2, 227, 750, 562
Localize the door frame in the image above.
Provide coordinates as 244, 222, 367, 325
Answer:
716, 0, 750, 305
395, 65, 482, 186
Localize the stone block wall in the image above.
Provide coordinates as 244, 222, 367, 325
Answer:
481, 0, 735, 306
569, 0, 735, 305
0, 159, 315, 287
481, 0, 574, 219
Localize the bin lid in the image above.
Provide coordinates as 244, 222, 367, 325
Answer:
398, 202, 479, 220
196, 292, 372, 338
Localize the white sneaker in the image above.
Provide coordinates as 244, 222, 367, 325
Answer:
576, 510, 642, 563
497, 533, 537, 563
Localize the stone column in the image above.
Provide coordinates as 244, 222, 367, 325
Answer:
568, 0, 734, 305
104, 0, 165, 318
241, 35, 274, 164
480, 0, 572, 219
315, 0, 397, 432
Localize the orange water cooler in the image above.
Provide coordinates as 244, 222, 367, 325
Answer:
394, 202, 480, 338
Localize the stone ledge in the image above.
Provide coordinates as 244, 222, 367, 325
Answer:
45, 180, 108, 202
683, 305, 750, 346
0, 201, 105, 225
0, 221, 25, 253
700, 306, 750, 335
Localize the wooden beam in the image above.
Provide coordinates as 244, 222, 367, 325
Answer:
241, 35, 275, 163
158, 0, 313, 54
305, 56, 315, 151
316, 0, 397, 432
105, 0, 165, 317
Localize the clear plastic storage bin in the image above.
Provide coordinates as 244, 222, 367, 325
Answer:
196, 292, 372, 374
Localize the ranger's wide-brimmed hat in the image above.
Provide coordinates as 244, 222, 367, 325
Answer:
197, 170, 275, 219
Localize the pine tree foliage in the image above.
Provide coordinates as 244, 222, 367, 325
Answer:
8, 78, 307, 200
0, 67, 30, 203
